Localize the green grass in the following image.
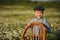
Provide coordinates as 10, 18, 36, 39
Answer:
0, 5, 60, 40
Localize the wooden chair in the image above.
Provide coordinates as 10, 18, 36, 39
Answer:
20, 22, 46, 40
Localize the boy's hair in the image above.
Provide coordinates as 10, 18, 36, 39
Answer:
33, 6, 45, 12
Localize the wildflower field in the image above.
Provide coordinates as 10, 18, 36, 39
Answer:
0, 5, 60, 40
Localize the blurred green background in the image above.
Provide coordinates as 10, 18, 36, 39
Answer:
0, 0, 60, 40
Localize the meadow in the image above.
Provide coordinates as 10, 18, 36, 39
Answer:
0, 5, 60, 40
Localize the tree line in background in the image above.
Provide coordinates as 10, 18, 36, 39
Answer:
0, 0, 60, 9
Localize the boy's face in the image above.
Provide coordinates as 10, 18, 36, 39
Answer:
34, 10, 43, 19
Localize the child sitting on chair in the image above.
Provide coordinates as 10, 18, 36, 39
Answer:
27, 6, 51, 40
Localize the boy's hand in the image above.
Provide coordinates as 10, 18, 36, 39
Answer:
27, 23, 32, 27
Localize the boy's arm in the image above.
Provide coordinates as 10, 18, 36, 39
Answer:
43, 19, 51, 33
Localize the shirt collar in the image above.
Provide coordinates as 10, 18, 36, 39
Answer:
35, 17, 43, 20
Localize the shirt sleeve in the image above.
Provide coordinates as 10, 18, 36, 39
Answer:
43, 19, 51, 33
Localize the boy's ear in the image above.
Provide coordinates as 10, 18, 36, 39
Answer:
42, 11, 44, 14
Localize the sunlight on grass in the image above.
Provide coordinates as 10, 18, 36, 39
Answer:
0, 5, 60, 40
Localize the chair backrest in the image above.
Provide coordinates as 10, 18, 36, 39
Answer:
20, 22, 46, 40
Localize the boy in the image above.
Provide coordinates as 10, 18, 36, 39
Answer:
27, 6, 51, 40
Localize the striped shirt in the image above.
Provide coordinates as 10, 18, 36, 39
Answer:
30, 17, 51, 34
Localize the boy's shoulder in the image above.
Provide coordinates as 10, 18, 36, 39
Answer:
31, 18, 47, 21
42, 18, 48, 22
30, 18, 47, 23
